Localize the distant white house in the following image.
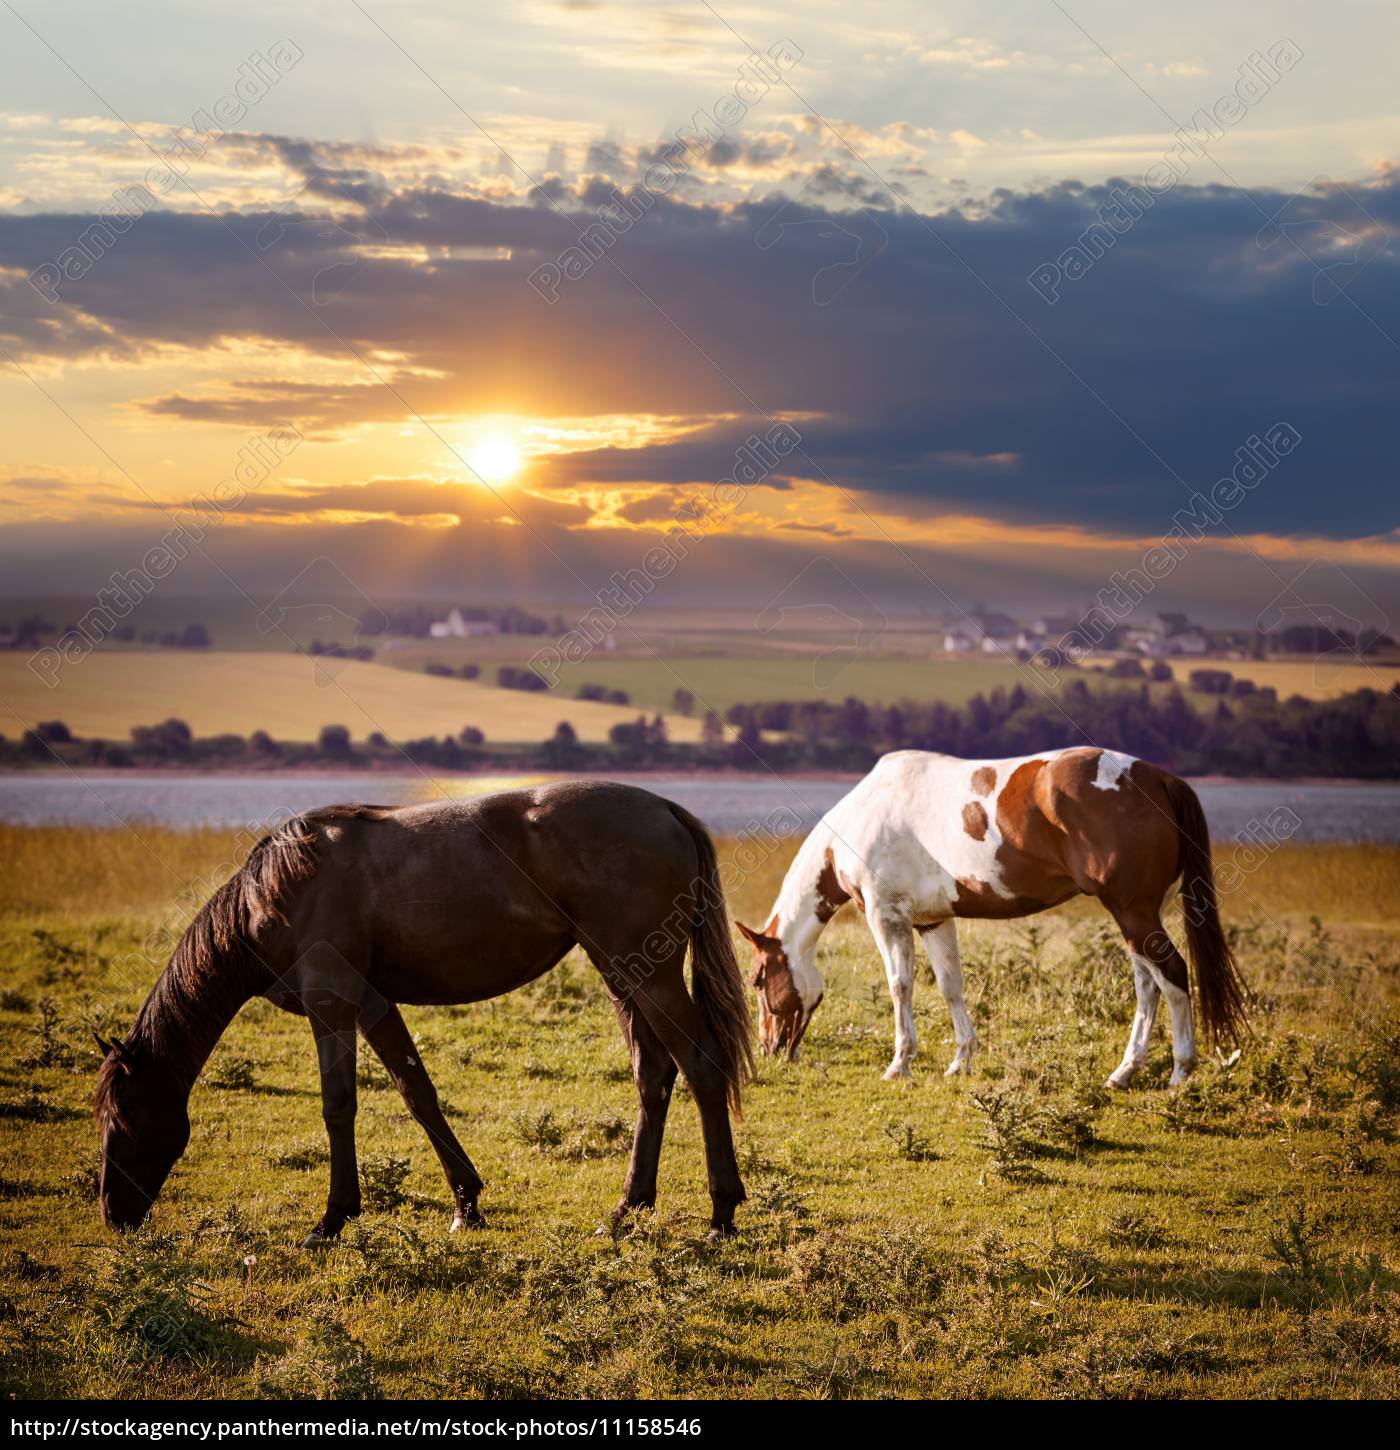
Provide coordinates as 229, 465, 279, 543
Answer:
1169, 628, 1210, 656
942, 629, 976, 653
429, 608, 500, 640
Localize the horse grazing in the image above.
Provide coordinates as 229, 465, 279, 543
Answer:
95, 782, 753, 1243
737, 748, 1248, 1087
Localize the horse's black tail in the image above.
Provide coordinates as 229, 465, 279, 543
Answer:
669, 803, 755, 1115
1163, 774, 1250, 1049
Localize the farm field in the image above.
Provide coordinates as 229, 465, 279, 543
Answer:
1158, 657, 1400, 701
0, 651, 708, 746
379, 646, 1055, 715
1, 826, 1397, 1399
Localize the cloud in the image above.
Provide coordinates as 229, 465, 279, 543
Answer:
2, 157, 1399, 549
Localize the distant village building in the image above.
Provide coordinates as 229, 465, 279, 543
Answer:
942, 629, 975, 654
1032, 615, 1078, 641
1169, 628, 1210, 655
1134, 625, 1210, 657
428, 607, 500, 640
1150, 610, 1193, 638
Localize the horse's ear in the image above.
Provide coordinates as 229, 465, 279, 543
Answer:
110, 1037, 138, 1070
93, 1031, 113, 1057
736, 921, 762, 948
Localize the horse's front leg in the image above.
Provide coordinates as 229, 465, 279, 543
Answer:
918, 919, 977, 1076
870, 909, 918, 1079
359, 998, 485, 1231
304, 995, 361, 1247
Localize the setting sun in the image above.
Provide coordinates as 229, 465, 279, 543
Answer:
467, 435, 523, 484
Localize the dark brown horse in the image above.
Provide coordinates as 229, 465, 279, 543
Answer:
95, 781, 754, 1243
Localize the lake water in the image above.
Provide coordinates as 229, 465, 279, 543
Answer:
1, 771, 1398, 843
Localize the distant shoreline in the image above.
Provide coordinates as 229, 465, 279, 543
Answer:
0, 765, 1394, 788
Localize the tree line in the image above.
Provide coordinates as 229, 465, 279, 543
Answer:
5, 680, 1397, 777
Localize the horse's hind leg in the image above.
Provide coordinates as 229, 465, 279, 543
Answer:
1105, 954, 1161, 1089
359, 1000, 485, 1231
610, 994, 678, 1221
600, 950, 745, 1236
1105, 900, 1197, 1087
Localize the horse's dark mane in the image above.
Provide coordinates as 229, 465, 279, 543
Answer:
96, 806, 391, 1129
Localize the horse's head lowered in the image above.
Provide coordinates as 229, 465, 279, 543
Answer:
94, 1034, 190, 1230
735, 921, 823, 1059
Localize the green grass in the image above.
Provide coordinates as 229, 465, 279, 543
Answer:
1, 829, 1398, 1399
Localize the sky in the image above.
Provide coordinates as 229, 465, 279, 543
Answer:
0, 0, 1397, 627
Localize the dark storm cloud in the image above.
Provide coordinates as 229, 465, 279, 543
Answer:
2, 162, 1398, 539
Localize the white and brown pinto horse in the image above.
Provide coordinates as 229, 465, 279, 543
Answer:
737, 747, 1248, 1088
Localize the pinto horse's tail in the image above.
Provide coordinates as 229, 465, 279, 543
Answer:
669, 803, 755, 1115
1164, 774, 1250, 1048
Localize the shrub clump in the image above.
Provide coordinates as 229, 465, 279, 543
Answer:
254, 1308, 381, 1400
79, 1231, 229, 1363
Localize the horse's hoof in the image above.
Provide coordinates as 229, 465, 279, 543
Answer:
1168, 1059, 1198, 1088
944, 1058, 969, 1078
707, 1225, 737, 1243
450, 1207, 485, 1232
882, 1063, 910, 1080
302, 1228, 331, 1250
1106, 1066, 1137, 1090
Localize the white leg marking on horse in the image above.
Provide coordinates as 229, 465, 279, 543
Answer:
871, 909, 918, 1079
1143, 956, 1197, 1086
1106, 954, 1161, 1088
919, 920, 977, 1076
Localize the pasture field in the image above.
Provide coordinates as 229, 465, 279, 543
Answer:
379, 645, 1053, 715
0, 652, 709, 746
1157, 657, 1400, 702
1, 826, 1398, 1399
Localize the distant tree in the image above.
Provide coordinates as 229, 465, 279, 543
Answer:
318, 724, 352, 756
180, 623, 211, 648
701, 710, 725, 749
1149, 661, 1173, 682
461, 663, 481, 680
250, 730, 280, 756
671, 688, 695, 717
425, 661, 455, 677
606, 689, 629, 706
20, 729, 50, 757
35, 720, 72, 743
498, 666, 548, 693
1108, 657, 1145, 678
542, 719, 584, 768
460, 726, 485, 746
1189, 668, 1234, 695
